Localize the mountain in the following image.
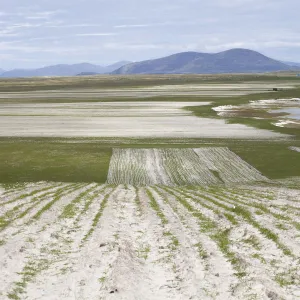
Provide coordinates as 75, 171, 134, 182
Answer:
113, 49, 296, 74
0, 63, 104, 78
0, 61, 131, 78
77, 72, 100, 76
0, 69, 5, 75
77, 61, 132, 76
104, 61, 132, 73
283, 61, 300, 67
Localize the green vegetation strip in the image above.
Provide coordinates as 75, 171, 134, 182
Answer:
7, 259, 51, 300
31, 183, 83, 222
202, 186, 298, 231
81, 188, 114, 244
188, 187, 293, 256
0, 184, 59, 207
145, 188, 168, 225
75, 185, 113, 222
173, 187, 238, 225
210, 187, 292, 222
146, 187, 180, 252
0, 140, 112, 183
151, 186, 209, 260
1, 138, 299, 184
60, 184, 98, 219
132, 186, 142, 214
157, 186, 245, 276
0, 184, 74, 231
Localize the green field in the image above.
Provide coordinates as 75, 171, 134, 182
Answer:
0, 138, 299, 183
0, 73, 299, 183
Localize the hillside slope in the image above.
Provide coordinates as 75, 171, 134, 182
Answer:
0, 61, 131, 78
113, 49, 294, 74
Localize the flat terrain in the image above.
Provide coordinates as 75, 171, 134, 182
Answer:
0, 102, 284, 138
0, 74, 299, 299
0, 82, 297, 99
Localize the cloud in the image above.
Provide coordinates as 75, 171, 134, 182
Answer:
25, 10, 63, 20
114, 22, 168, 29
75, 33, 117, 36
0, 0, 299, 69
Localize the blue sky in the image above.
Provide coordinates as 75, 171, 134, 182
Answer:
0, 0, 299, 69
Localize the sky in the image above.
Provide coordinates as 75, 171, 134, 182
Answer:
0, 0, 300, 69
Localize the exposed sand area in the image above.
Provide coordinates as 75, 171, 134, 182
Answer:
213, 98, 300, 117
289, 146, 300, 152
0, 182, 299, 300
0, 101, 209, 117
0, 101, 286, 138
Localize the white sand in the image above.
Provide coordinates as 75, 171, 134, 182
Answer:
213, 98, 300, 116
289, 146, 300, 152
0, 101, 209, 117
0, 182, 299, 299
0, 101, 286, 138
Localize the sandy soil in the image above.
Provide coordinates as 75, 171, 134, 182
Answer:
0, 101, 286, 138
0, 182, 299, 300
0, 101, 210, 117
289, 146, 300, 152
213, 98, 300, 129
213, 99, 300, 116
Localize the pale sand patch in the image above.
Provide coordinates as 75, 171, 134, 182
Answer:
289, 146, 300, 152
213, 98, 300, 116
0, 101, 210, 117
0, 183, 299, 299
0, 101, 287, 138
274, 119, 300, 128
0, 115, 286, 139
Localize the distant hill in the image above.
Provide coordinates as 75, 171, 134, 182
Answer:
283, 61, 300, 68
113, 49, 296, 74
0, 69, 5, 75
0, 61, 131, 78
77, 72, 100, 76
104, 61, 132, 73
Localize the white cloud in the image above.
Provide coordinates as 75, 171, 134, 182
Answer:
114, 22, 168, 28
0, 0, 299, 69
75, 33, 117, 36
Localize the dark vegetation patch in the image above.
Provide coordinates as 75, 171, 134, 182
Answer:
0, 140, 111, 183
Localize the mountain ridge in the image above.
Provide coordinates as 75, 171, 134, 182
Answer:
0, 61, 131, 78
283, 61, 300, 68
1, 49, 299, 78
113, 49, 298, 74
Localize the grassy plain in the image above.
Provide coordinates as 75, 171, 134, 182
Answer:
0, 73, 299, 92
0, 138, 299, 183
0, 73, 299, 183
